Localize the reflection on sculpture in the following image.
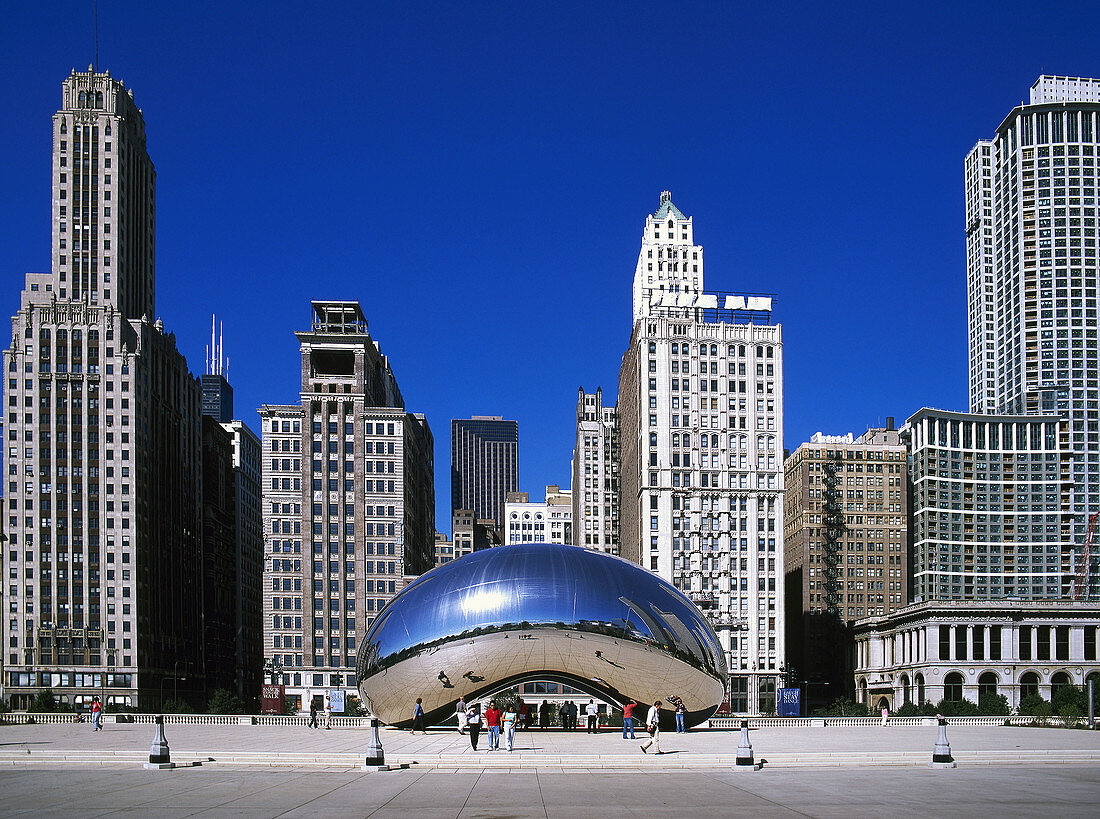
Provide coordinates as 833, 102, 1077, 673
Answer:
355, 543, 727, 729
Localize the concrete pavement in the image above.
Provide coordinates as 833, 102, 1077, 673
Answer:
1, 765, 1099, 817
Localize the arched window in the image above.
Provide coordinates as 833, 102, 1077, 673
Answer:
900, 674, 911, 704
78, 91, 86, 107
1020, 672, 1040, 700
60, 120, 67, 134
1050, 671, 1071, 700
95, 91, 103, 107
978, 672, 998, 698
105, 122, 111, 135
916, 673, 925, 704
944, 672, 964, 702
859, 678, 867, 703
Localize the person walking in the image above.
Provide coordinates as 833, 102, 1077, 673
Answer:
539, 700, 550, 730
640, 701, 662, 754
881, 705, 889, 727
518, 699, 529, 730
308, 700, 319, 729
585, 699, 598, 733
324, 693, 333, 729
622, 700, 636, 740
456, 697, 468, 735
675, 700, 687, 733
90, 697, 103, 732
466, 703, 482, 750
484, 700, 502, 750
502, 702, 519, 751
412, 697, 426, 734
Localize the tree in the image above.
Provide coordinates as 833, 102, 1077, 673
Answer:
812, 698, 868, 717
1051, 684, 1086, 716
1018, 693, 1051, 719
207, 688, 246, 715
29, 689, 59, 713
977, 693, 1010, 716
162, 698, 195, 714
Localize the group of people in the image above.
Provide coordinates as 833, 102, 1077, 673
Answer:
411, 693, 690, 755
454, 699, 522, 751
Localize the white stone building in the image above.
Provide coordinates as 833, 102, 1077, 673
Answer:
505, 486, 572, 544
854, 600, 1100, 711
618, 192, 784, 714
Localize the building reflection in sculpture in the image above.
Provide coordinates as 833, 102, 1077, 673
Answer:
356, 543, 727, 728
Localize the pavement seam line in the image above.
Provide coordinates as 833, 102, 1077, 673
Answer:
700, 769, 818, 818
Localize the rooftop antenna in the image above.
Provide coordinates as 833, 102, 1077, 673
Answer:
94, 0, 99, 72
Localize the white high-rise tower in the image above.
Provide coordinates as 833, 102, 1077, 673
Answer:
619, 192, 784, 714
966, 76, 1100, 591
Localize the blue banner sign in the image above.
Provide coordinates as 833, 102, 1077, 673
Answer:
777, 687, 801, 717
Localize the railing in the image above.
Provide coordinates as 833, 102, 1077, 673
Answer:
705, 715, 1057, 728
0, 713, 1081, 729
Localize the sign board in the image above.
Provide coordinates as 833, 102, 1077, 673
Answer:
261, 684, 285, 715
327, 689, 346, 714
777, 687, 801, 717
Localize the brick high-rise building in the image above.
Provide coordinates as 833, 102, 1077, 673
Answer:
258, 300, 434, 711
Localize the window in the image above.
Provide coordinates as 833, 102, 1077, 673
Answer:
943, 672, 964, 703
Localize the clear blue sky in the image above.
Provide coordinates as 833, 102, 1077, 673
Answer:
2, 1, 1098, 534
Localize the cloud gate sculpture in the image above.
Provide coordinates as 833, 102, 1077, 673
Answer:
355, 543, 727, 729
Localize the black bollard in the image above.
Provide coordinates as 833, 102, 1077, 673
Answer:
733, 719, 761, 771
364, 716, 386, 768
929, 717, 957, 769
144, 714, 173, 769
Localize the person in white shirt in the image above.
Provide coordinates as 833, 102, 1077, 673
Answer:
640, 701, 661, 754
324, 694, 332, 729
585, 700, 599, 733
456, 697, 468, 734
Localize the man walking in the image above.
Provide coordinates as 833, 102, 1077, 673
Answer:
640, 701, 662, 754
585, 699, 599, 733
324, 693, 333, 729
308, 699, 319, 729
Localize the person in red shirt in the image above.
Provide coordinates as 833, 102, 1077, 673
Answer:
484, 701, 503, 751
90, 697, 103, 733
622, 700, 636, 739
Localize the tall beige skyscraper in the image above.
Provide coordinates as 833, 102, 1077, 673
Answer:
572, 387, 619, 553
3, 68, 205, 709
966, 76, 1100, 596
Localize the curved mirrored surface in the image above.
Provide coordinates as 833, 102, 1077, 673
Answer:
356, 543, 727, 728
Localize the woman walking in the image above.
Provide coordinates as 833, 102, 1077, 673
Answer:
466, 702, 483, 750
640, 701, 661, 754
411, 697, 426, 734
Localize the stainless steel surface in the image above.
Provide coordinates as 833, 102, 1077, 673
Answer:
356, 543, 727, 728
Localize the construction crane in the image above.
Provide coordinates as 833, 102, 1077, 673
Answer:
1073, 512, 1099, 601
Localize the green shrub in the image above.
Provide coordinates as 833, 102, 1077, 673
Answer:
28, 689, 59, 713
162, 698, 194, 714
812, 698, 868, 717
207, 689, 246, 715
1052, 684, 1086, 715
978, 693, 1011, 716
1018, 693, 1050, 717
935, 697, 980, 717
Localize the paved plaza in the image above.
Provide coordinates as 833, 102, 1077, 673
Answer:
1, 722, 1099, 815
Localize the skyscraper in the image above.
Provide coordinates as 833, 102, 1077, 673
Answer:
3, 68, 204, 709
966, 76, 1100, 594
618, 192, 784, 714
572, 388, 620, 553
450, 416, 518, 537
258, 301, 434, 711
